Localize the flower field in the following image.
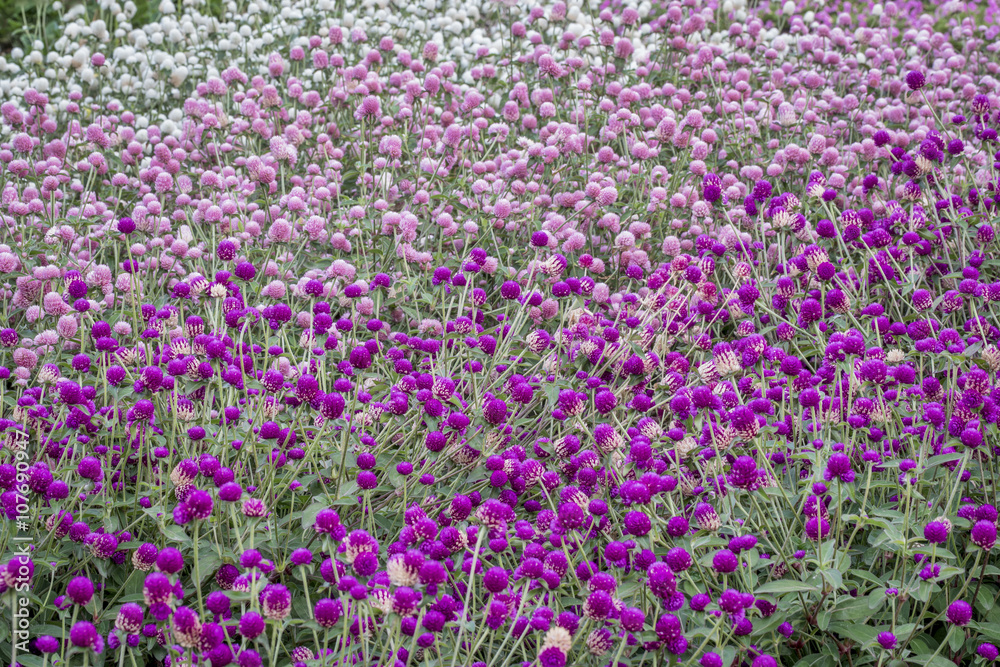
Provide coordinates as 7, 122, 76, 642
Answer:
2, 0, 1000, 665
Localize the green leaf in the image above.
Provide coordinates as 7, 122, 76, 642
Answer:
949, 626, 964, 652
851, 568, 888, 588
912, 654, 959, 667
751, 612, 786, 638
975, 584, 997, 613
161, 525, 192, 545
972, 620, 1000, 643
828, 622, 878, 645
754, 580, 819, 595
820, 568, 843, 590
832, 597, 873, 623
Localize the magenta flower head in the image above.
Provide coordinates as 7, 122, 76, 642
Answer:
216, 563, 239, 589
905, 70, 926, 91
172, 606, 203, 648
483, 566, 509, 593
877, 631, 897, 650
654, 613, 683, 644
239, 611, 266, 639
261, 584, 292, 619
647, 562, 677, 598
89, 532, 119, 559
314, 598, 343, 628
947, 599, 973, 626
143, 572, 174, 605
712, 549, 739, 574
238, 649, 262, 667
132, 543, 158, 571
805, 516, 830, 541
217, 240, 237, 261
116, 603, 144, 633
978, 643, 1000, 661
666, 516, 690, 537
972, 520, 997, 550
156, 547, 184, 574
923, 521, 950, 545
117, 217, 136, 234
36, 636, 60, 653
694, 503, 720, 531
66, 576, 95, 605
186, 489, 214, 519
624, 510, 651, 537
313, 508, 341, 534
500, 280, 521, 300
290, 548, 313, 566
665, 547, 692, 572
483, 398, 509, 425
70, 621, 102, 652
700, 653, 722, 667
6, 554, 33, 587
620, 607, 645, 632
824, 453, 855, 483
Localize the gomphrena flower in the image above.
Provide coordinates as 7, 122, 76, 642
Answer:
905, 70, 926, 90
979, 644, 1000, 661
647, 562, 677, 598
946, 600, 973, 626
172, 606, 203, 647
971, 520, 997, 550
116, 603, 144, 633
69, 621, 102, 652
132, 543, 158, 571
823, 453, 855, 483
712, 549, 739, 574
3, 3, 1000, 666
66, 576, 95, 605
923, 521, 950, 545
694, 503, 720, 532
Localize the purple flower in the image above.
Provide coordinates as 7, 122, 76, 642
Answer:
623, 510, 651, 536
116, 603, 144, 633
805, 516, 830, 541
923, 521, 949, 545
947, 599, 973, 626
712, 549, 739, 573
700, 653, 723, 667
483, 566, 509, 593
66, 576, 95, 605
647, 562, 677, 598
978, 643, 999, 661
261, 584, 292, 619
314, 598, 342, 628
972, 520, 998, 550
239, 612, 266, 638
70, 621, 102, 652
824, 453, 855, 483
156, 547, 184, 574
905, 70, 926, 90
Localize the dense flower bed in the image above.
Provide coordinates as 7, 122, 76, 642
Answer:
3, 0, 1000, 666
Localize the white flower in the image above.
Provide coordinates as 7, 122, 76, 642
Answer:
169, 66, 188, 86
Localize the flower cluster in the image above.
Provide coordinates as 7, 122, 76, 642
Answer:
2, 0, 1000, 666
